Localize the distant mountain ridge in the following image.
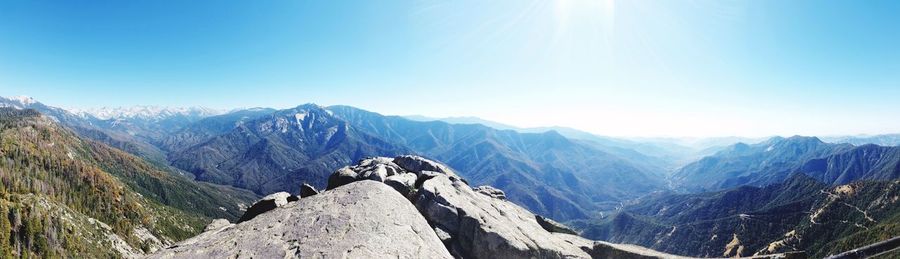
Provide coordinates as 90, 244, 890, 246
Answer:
71, 106, 223, 121
5, 95, 899, 225
403, 114, 761, 172
671, 136, 854, 191
149, 104, 672, 221
672, 136, 900, 192
4, 96, 672, 221
577, 174, 900, 258
798, 144, 900, 185
158, 107, 278, 152
822, 134, 900, 147
167, 104, 410, 195
330, 105, 667, 221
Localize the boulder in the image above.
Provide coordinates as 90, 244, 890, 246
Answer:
361, 164, 388, 182
298, 183, 319, 198
414, 175, 592, 259
324, 156, 464, 192
393, 155, 461, 180
326, 166, 358, 190
473, 185, 506, 200
414, 170, 443, 189
358, 156, 398, 168
237, 192, 292, 223
535, 215, 578, 235
326, 157, 410, 190
150, 181, 452, 259
393, 155, 444, 172
384, 173, 417, 196
321, 155, 603, 258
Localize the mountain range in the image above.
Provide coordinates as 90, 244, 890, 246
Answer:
576, 174, 899, 258
822, 134, 900, 147
0, 107, 257, 257
335, 106, 677, 220
404, 114, 741, 172
672, 136, 899, 192
1, 96, 674, 222
1, 95, 898, 258
167, 104, 410, 195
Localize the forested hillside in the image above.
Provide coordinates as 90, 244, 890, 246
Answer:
0, 108, 257, 257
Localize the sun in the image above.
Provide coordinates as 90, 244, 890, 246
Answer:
553, 0, 616, 32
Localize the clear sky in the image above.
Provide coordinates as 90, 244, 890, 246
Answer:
1, 0, 898, 137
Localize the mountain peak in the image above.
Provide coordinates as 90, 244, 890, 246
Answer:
0, 95, 41, 108
762, 135, 823, 146
785, 135, 823, 143
539, 130, 571, 143
292, 103, 327, 110
764, 136, 786, 143
10, 95, 36, 105
279, 103, 334, 117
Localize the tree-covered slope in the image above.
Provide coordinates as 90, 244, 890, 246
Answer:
672, 136, 853, 192
0, 108, 257, 257
797, 144, 900, 185
577, 173, 900, 258
327, 105, 667, 221
167, 104, 410, 194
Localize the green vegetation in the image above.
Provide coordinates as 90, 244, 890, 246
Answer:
575, 173, 900, 258
792, 180, 900, 258
0, 108, 256, 257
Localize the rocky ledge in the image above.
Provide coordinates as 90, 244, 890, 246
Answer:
149, 155, 801, 259
149, 180, 449, 258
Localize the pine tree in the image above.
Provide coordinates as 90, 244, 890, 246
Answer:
0, 204, 12, 258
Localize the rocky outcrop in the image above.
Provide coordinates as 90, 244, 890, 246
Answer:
298, 183, 318, 198
326, 156, 446, 191
536, 215, 578, 235
236, 192, 292, 223
393, 155, 459, 179
473, 185, 506, 200
323, 155, 690, 259
152, 155, 695, 259
149, 181, 451, 259
384, 172, 417, 196
416, 174, 593, 258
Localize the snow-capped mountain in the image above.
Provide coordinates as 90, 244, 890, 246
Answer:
0, 95, 39, 108
72, 106, 224, 121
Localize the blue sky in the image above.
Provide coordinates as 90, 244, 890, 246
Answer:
1, 0, 898, 137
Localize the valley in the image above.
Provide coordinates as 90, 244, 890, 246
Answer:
0, 95, 898, 258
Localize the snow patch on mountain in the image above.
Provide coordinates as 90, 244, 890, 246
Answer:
11, 95, 36, 105
0, 95, 38, 108
72, 106, 224, 120
295, 112, 307, 123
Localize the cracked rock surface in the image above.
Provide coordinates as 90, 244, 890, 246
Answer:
148, 181, 452, 259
